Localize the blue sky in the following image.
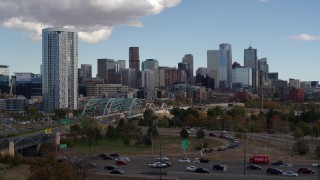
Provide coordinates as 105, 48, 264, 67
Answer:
0, 0, 319, 81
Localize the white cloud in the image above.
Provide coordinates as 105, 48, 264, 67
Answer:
0, 0, 181, 43
288, 34, 320, 41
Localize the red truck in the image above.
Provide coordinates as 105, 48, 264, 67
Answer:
249, 155, 269, 164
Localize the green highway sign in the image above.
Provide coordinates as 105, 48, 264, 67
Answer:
181, 140, 189, 150
60, 119, 70, 125
60, 144, 67, 149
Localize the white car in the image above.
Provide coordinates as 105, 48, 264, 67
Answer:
149, 162, 167, 168
280, 163, 292, 167
186, 166, 197, 172
193, 158, 200, 163
312, 163, 320, 167
157, 156, 170, 161
120, 157, 131, 162
282, 171, 298, 177
178, 158, 191, 163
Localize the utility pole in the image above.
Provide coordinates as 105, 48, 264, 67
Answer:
159, 143, 162, 180
243, 130, 246, 175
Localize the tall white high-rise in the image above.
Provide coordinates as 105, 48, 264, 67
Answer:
42, 27, 78, 112
219, 43, 232, 89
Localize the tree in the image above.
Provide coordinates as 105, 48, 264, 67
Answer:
147, 124, 159, 138
180, 127, 189, 139
297, 121, 310, 136
293, 140, 309, 155
315, 146, 320, 159
196, 129, 205, 139
143, 135, 152, 146
106, 125, 116, 139
143, 108, 154, 127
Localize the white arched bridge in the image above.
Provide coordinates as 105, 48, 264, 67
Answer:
81, 98, 143, 119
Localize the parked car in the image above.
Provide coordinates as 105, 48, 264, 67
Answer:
266, 168, 282, 175
110, 169, 124, 174
228, 143, 237, 149
178, 158, 191, 163
186, 166, 197, 172
282, 171, 298, 177
104, 165, 118, 170
195, 167, 210, 173
247, 164, 262, 170
271, 160, 284, 166
209, 133, 216, 137
297, 167, 315, 174
116, 160, 127, 165
212, 164, 226, 171
149, 162, 167, 168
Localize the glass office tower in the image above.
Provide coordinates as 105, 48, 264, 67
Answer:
42, 27, 78, 112
219, 43, 232, 89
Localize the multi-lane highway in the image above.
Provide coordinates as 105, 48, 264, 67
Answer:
91, 155, 319, 180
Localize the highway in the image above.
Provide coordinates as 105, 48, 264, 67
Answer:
91, 155, 319, 180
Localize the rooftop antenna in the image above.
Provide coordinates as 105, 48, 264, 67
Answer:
250, 40, 252, 48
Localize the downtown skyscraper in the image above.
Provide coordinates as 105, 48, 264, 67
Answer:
244, 46, 258, 91
42, 27, 78, 112
219, 43, 232, 89
129, 47, 140, 72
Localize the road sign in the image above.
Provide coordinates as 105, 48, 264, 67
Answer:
60, 144, 67, 149
181, 140, 189, 150
60, 119, 70, 125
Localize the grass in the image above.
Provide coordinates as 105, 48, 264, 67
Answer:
73, 135, 224, 157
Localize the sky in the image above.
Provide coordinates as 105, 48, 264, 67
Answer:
0, 0, 319, 82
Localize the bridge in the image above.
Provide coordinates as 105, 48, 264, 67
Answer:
81, 98, 143, 119
0, 132, 59, 157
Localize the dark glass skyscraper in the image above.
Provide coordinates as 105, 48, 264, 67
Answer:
129, 47, 140, 72
244, 46, 257, 91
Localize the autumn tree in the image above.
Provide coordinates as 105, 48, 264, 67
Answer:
180, 127, 189, 139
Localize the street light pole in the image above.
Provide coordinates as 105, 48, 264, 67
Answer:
159, 143, 162, 180
318, 126, 319, 180
243, 130, 247, 175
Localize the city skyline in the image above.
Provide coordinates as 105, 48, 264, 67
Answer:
0, 0, 319, 81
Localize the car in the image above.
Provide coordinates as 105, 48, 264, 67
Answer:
217, 146, 225, 151
186, 166, 197, 172
149, 162, 167, 168
155, 159, 171, 167
297, 167, 315, 174
119, 157, 130, 162
280, 163, 292, 167
266, 168, 282, 175
157, 156, 170, 161
246, 164, 262, 170
195, 167, 210, 173
110, 169, 124, 174
199, 158, 210, 163
212, 164, 226, 171
312, 163, 320, 167
109, 153, 120, 157
282, 171, 298, 177
104, 165, 118, 170
102, 156, 113, 160
87, 162, 97, 168
178, 158, 191, 163
209, 133, 216, 137
116, 160, 127, 165
193, 158, 200, 163
228, 143, 237, 149
271, 160, 284, 166
202, 148, 214, 153
233, 139, 239, 143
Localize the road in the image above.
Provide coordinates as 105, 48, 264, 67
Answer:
91, 155, 319, 180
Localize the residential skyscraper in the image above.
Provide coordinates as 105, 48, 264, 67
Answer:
42, 27, 78, 112
244, 46, 258, 91
219, 43, 232, 89
129, 47, 140, 72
